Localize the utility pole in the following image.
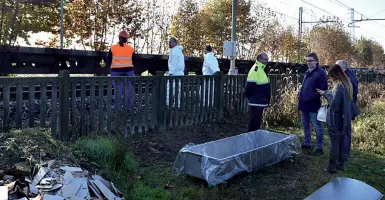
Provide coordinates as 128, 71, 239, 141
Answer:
297, 6, 338, 63
228, 0, 237, 75
60, 0, 64, 49
298, 7, 303, 64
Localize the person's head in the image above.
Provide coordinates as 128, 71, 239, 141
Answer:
328, 64, 353, 99
336, 60, 349, 72
118, 31, 128, 46
169, 37, 178, 48
205, 45, 212, 54
306, 52, 319, 69
256, 52, 269, 65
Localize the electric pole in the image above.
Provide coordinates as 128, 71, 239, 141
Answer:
228, 0, 237, 75
298, 7, 303, 64
297, 7, 338, 63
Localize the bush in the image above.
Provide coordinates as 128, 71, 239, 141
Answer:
353, 99, 385, 154
357, 83, 385, 109
263, 72, 301, 127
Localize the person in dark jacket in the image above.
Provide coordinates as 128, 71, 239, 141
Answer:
316, 64, 353, 173
336, 60, 360, 162
298, 52, 328, 155
245, 52, 271, 132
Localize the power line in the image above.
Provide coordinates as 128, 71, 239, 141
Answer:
369, 8, 385, 18
300, 0, 350, 24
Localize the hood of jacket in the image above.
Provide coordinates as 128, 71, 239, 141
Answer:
172, 45, 184, 51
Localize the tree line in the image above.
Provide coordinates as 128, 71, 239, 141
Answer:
0, 0, 384, 68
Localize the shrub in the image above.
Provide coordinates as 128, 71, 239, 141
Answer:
263, 72, 302, 127
353, 99, 385, 154
357, 83, 385, 109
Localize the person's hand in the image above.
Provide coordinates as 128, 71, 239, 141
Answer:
316, 88, 325, 96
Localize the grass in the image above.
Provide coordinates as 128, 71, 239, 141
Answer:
74, 118, 385, 200
73, 81, 385, 199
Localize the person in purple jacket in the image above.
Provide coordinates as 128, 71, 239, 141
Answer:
298, 52, 328, 155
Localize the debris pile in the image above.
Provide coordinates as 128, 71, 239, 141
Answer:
0, 160, 124, 200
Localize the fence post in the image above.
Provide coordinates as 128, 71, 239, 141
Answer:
215, 72, 225, 118
152, 71, 166, 133
58, 70, 70, 141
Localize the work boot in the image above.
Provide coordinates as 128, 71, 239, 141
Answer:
336, 164, 344, 171
312, 148, 324, 156
323, 167, 337, 174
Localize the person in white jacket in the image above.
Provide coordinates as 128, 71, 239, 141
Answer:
202, 45, 220, 106
167, 37, 185, 107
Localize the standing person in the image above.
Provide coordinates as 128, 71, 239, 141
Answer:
244, 52, 271, 132
316, 64, 353, 173
167, 37, 185, 107
298, 52, 328, 155
202, 45, 220, 106
105, 30, 135, 110
336, 60, 360, 161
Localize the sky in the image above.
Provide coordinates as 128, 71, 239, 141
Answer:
257, 0, 385, 48
19, 0, 385, 51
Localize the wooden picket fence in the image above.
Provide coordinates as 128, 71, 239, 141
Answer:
0, 71, 383, 140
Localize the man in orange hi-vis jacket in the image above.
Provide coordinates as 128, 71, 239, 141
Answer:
105, 30, 136, 110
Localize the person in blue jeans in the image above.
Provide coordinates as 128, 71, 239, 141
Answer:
298, 52, 328, 155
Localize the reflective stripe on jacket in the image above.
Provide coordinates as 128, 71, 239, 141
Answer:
111, 43, 134, 68
244, 61, 271, 107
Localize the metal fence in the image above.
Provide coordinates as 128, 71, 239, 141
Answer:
0, 71, 384, 140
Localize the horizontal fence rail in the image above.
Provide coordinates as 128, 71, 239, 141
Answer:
0, 71, 384, 140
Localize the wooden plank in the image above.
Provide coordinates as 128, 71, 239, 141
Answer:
114, 78, 121, 132
98, 80, 104, 135
51, 82, 58, 138
144, 80, 150, 132
16, 82, 23, 129
80, 80, 86, 136
93, 179, 117, 200
90, 79, 96, 133
28, 83, 35, 128
186, 78, 192, 125
199, 77, 204, 123
71, 81, 77, 140
168, 78, 174, 129
194, 77, 199, 124
209, 77, 214, 121
40, 82, 47, 127
129, 78, 135, 135
106, 79, 112, 135
137, 79, 143, 133
179, 78, 185, 127
204, 77, 209, 122
174, 78, 180, 127
123, 78, 129, 136
2, 83, 10, 132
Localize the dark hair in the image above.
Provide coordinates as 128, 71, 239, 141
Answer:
328, 64, 353, 99
205, 45, 212, 52
169, 37, 178, 44
306, 52, 319, 64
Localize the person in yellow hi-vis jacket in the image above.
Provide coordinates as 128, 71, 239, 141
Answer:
244, 52, 271, 132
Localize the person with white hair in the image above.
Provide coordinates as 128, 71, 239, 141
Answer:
335, 60, 360, 162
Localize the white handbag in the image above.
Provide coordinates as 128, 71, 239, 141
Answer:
317, 105, 327, 122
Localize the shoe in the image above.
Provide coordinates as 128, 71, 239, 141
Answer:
312, 149, 324, 156
336, 165, 344, 171
323, 168, 337, 174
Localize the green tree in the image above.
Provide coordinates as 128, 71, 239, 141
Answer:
309, 22, 353, 65
353, 37, 374, 67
